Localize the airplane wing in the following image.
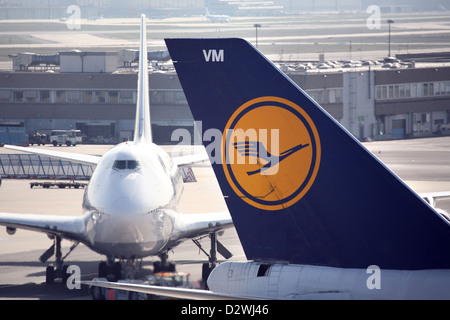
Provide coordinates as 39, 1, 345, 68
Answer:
0, 146, 94, 240
2, 144, 100, 166
420, 191, 450, 221
172, 211, 233, 242
4, 144, 207, 167
420, 191, 450, 205
419, 191, 450, 199
172, 152, 209, 167
0, 212, 88, 242
83, 279, 250, 300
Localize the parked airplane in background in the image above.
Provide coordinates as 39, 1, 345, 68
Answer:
0, 16, 233, 284
88, 38, 450, 299
205, 7, 230, 23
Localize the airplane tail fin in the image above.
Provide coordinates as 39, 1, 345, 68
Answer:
134, 14, 152, 144
165, 38, 450, 270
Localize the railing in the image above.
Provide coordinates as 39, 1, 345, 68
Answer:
0, 154, 94, 180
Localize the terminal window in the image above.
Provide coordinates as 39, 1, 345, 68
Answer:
67, 91, 82, 103
94, 91, 106, 103
376, 81, 450, 100
24, 90, 38, 102
40, 90, 50, 103
0, 90, 11, 102
56, 90, 66, 103
13, 90, 23, 102
306, 88, 342, 104
149, 90, 188, 106
150, 91, 164, 105
108, 91, 119, 104
119, 91, 134, 104
83, 91, 93, 103
174, 91, 188, 105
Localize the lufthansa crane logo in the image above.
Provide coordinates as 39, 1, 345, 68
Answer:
222, 97, 321, 211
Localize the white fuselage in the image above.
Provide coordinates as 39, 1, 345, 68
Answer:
81, 142, 183, 259
208, 261, 450, 299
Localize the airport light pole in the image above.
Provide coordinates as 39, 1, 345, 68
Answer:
387, 19, 394, 57
254, 24, 261, 48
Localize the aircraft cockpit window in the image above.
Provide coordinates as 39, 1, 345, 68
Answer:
113, 160, 127, 170
127, 160, 141, 170
113, 160, 141, 170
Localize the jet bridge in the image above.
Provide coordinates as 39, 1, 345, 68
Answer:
0, 153, 197, 182
0, 154, 94, 180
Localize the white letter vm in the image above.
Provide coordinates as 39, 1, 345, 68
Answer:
203, 49, 224, 62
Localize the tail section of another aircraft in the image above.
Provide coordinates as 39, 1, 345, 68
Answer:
166, 38, 450, 270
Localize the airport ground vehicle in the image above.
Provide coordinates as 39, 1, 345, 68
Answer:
439, 124, 450, 135
90, 272, 193, 300
50, 129, 82, 146
29, 181, 86, 189
28, 133, 47, 146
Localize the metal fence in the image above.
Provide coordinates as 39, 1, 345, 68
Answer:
0, 154, 94, 180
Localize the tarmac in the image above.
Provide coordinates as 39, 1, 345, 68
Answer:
2, 12, 450, 64
0, 137, 450, 299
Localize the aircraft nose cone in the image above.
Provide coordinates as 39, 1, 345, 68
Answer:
104, 171, 155, 216
109, 195, 147, 216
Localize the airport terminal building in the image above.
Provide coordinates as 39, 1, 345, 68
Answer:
0, 70, 192, 144
1, 51, 450, 144
290, 64, 450, 140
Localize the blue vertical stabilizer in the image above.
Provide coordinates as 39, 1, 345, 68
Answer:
166, 38, 450, 270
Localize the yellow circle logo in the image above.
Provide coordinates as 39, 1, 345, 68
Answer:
222, 97, 321, 211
